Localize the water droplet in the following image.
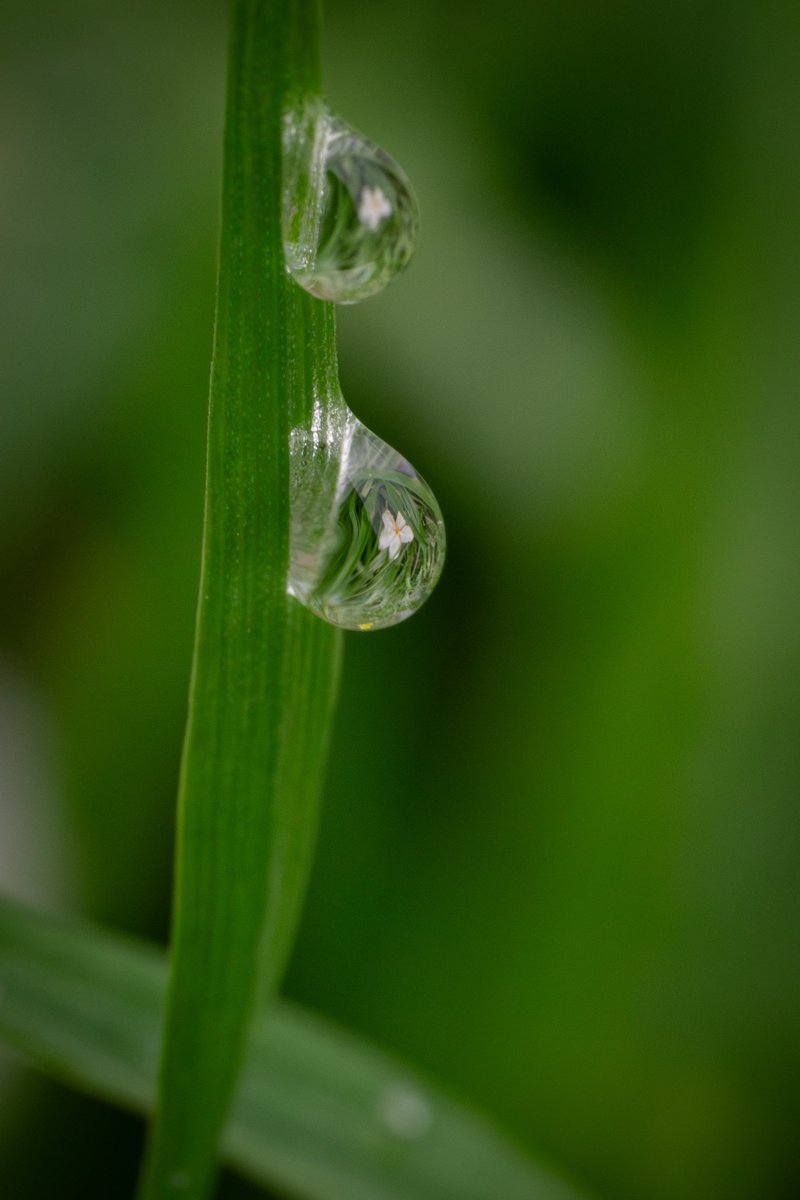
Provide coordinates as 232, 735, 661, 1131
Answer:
284, 102, 419, 304
378, 1082, 433, 1140
288, 406, 445, 631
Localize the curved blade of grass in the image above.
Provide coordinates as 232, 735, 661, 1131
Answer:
0, 898, 591, 1200
137, 2, 343, 1198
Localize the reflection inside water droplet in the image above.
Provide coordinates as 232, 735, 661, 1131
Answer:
288, 405, 445, 631
378, 1082, 433, 1140
284, 102, 419, 304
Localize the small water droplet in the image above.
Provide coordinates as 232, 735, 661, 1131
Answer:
288, 409, 445, 631
284, 102, 419, 304
378, 1082, 433, 1140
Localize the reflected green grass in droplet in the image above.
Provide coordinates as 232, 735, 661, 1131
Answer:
288, 416, 445, 631
284, 104, 419, 304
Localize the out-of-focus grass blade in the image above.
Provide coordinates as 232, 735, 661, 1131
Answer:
0, 898, 591, 1200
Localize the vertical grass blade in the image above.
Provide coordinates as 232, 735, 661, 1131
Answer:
137, 2, 342, 1198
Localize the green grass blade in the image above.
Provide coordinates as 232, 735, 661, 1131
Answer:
0, 898, 591, 1200
137, 2, 343, 1197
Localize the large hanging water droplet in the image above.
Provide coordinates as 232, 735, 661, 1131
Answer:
288, 406, 445, 631
284, 103, 420, 304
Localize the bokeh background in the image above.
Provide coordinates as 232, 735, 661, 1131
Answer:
2, 1, 799, 1197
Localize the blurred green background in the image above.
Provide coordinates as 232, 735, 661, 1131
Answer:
2, 1, 799, 1197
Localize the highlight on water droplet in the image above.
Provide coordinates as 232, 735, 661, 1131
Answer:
378, 1081, 434, 1140
283, 101, 420, 304
288, 407, 445, 631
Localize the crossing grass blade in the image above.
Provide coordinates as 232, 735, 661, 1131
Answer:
0, 898, 592, 1200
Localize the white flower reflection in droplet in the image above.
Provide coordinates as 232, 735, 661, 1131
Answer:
378, 509, 414, 561
358, 185, 393, 230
